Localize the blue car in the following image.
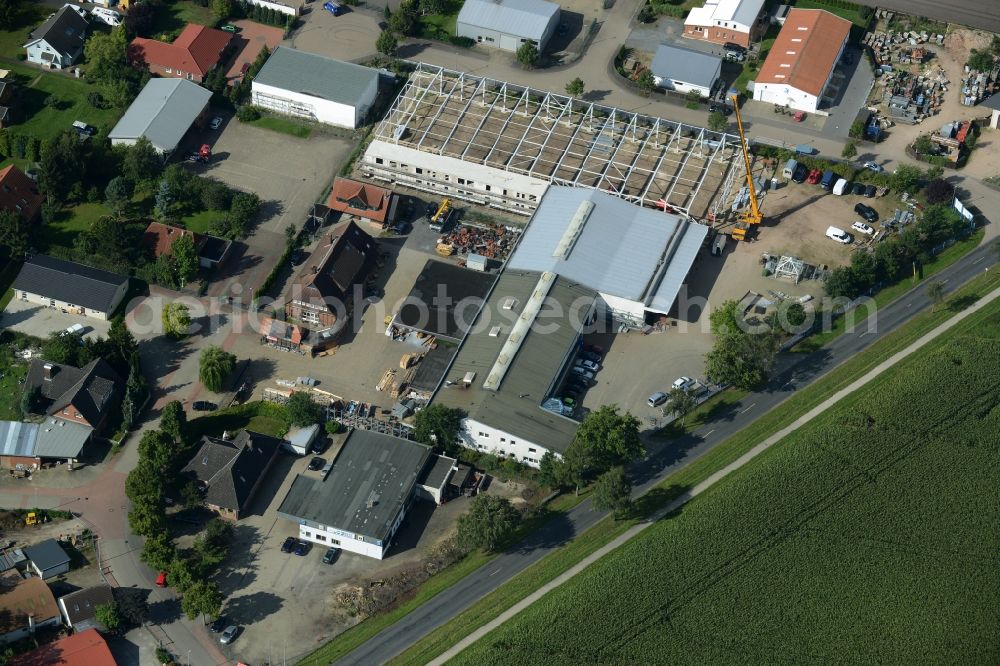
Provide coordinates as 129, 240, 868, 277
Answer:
293, 540, 310, 556
323, 1, 343, 15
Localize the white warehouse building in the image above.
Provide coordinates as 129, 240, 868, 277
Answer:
650, 44, 722, 98
455, 0, 561, 52
251, 46, 379, 129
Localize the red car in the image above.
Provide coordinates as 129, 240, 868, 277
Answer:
155, 571, 167, 587
806, 168, 822, 185
584, 344, 604, 355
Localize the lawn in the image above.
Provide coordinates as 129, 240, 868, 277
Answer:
150, 0, 218, 39
455, 296, 1000, 664
791, 0, 872, 29
415, 0, 461, 40
35, 204, 108, 252
245, 115, 312, 139
394, 268, 1000, 665
181, 209, 224, 234
10, 67, 123, 141
0, 3, 45, 61
188, 402, 292, 440
0, 346, 27, 421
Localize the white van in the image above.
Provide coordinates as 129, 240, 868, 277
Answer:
825, 226, 852, 244
832, 178, 849, 196
782, 158, 797, 179
91, 7, 122, 26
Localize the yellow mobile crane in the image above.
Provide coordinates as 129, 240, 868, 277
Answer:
729, 94, 762, 241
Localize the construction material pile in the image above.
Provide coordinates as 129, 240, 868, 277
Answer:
438, 223, 521, 260
864, 27, 943, 66
877, 68, 949, 124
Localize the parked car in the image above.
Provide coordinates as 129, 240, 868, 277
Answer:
580, 351, 602, 363
854, 203, 878, 223
280, 537, 296, 553
562, 396, 576, 408
864, 184, 877, 198
851, 221, 875, 236
567, 380, 588, 394
192, 401, 217, 411
308, 457, 325, 471
584, 344, 604, 355
219, 625, 239, 645
791, 164, 807, 183
209, 116, 223, 130
155, 571, 167, 587
672, 376, 694, 391
825, 226, 852, 244
723, 42, 746, 61
220, 24, 238, 33
570, 367, 595, 382
323, 547, 340, 565
293, 540, 310, 556
852, 182, 866, 196
322, 1, 343, 15
575, 359, 599, 372
210, 616, 228, 633
708, 103, 732, 116
806, 168, 822, 185
647, 391, 668, 408
863, 161, 884, 172
61, 323, 84, 337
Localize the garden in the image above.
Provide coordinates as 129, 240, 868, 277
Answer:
454, 297, 1000, 664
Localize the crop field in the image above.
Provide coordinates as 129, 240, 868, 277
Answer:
456, 300, 1000, 665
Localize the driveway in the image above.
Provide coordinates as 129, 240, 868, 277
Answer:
0, 299, 111, 341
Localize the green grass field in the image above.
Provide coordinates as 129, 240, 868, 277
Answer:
455, 296, 1000, 665
10, 67, 123, 141
245, 115, 312, 139
150, 0, 217, 39
791, 0, 872, 29
0, 346, 27, 421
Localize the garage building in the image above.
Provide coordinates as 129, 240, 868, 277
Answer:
252, 47, 379, 129
109, 78, 212, 155
456, 0, 561, 52
752, 8, 851, 113
12, 254, 129, 321
650, 44, 722, 97
507, 186, 709, 327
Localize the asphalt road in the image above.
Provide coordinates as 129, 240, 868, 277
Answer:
855, 0, 1000, 33
336, 241, 997, 665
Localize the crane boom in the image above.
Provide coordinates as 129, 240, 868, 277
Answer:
729, 94, 762, 226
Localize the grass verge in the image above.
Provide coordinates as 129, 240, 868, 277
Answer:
389, 267, 1000, 665
246, 115, 313, 138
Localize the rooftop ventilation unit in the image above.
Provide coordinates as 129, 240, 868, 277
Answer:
552, 200, 594, 259
483, 272, 556, 391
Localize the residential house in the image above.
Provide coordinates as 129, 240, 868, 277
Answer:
752, 8, 852, 113
57, 585, 115, 632
325, 178, 399, 227
12, 254, 129, 320
683, 0, 766, 49
0, 419, 93, 470
109, 79, 212, 156
455, 0, 561, 52
0, 165, 42, 223
0, 574, 61, 644
24, 358, 124, 432
128, 23, 232, 83
181, 430, 284, 520
24, 5, 88, 69
10, 628, 117, 666
0, 75, 17, 129
285, 221, 378, 331
23, 540, 71, 580
142, 221, 232, 269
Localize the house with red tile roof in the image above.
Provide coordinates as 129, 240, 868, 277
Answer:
325, 177, 398, 226
751, 8, 852, 113
11, 628, 117, 666
142, 221, 232, 269
128, 23, 232, 83
0, 165, 43, 222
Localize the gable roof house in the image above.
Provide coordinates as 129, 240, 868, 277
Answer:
751, 8, 852, 113
181, 430, 284, 520
0, 165, 43, 223
325, 178, 398, 226
12, 254, 129, 320
24, 358, 123, 432
142, 221, 232, 269
128, 23, 232, 83
109, 78, 212, 155
23, 539, 70, 580
24, 5, 88, 69
285, 221, 378, 331
683, 0, 766, 49
0, 574, 61, 644
57, 585, 115, 632
10, 628, 117, 666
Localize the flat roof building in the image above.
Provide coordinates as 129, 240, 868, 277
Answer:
432, 270, 597, 465
277, 430, 434, 559
507, 186, 708, 327
109, 78, 212, 154
456, 0, 561, 52
394, 260, 497, 343
650, 44, 722, 97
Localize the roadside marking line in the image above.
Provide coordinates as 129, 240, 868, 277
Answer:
489, 569, 502, 577
705, 429, 715, 437
973, 256, 986, 264
859, 330, 874, 337
740, 403, 756, 414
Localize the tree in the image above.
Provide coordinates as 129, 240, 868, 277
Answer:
193, 518, 234, 572
704, 316, 778, 391
966, 49, 995, 72
591, 467, 632, 519
154, 179, 174, 221
171, 234, 199, 287
456, 494, 520, 552
212, 0, 232, 19
113, 588, 149, 629
565, 77, 585, 98
140, 532, 175, 571
0, 0, 21, 30
841, 141, 857, 159
107, 316, 137, 376
537, 451, 561, 489
224, 191, 262, 238
516, 40, 539, 70
138, 430, 176, 473
376, 30, 398, 56
707, 110, 727, 132
387, 6, 415, 34
42, 331, 81, 365
20, 385, 41, 417
924, 178, 954, 204
413, 404, 463, 454
559, 438, 591, 495
160, 400, 187, 444
182, 581, 223, 623
167, 556, 199, 594
418, 0, 445, 14
0, 209, 28, 259
913, 134, 934, 155
927, 280, 946, 310
287, 391, 323, 427
95, 602, 122, 634
162, 303, 191, 338
891, 164, 922, 194
38, 132, 85, 203
121, 137, 163, 187
84, 27, 128, 84
124, 1, 155, 36
636, 69, 655, 96
125, 459, 163, 502
780, 301, 807, 329
664, 387, 696, 427
201, 180, 231, 211
573, 405, 644, 473
199, 346, 236, 392
128, 498, 167, 537
105, 176, 134, 217
181, 481, 203, 510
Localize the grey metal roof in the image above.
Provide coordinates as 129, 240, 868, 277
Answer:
253, 46, 378, 108
457, 0, 560, 41
978, 94, 1000, 112
507, 187, 708, 314
13, 254, 127, 314
23, 539, 70, 572
0, 422, 37, 457
277, 430, 431, 543
433, 270, 596, 454
27, 6, 88, 58
397, 260, 497, 342
109, 78, 211, 153
650, 44, 722, 89
0, 419, 91, 460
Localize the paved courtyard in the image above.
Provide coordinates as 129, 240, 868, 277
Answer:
0, 299, 112, 341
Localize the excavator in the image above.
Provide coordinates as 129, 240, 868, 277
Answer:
729, 94, 763, 241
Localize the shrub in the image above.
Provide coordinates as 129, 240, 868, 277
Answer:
236, 105, 261, 122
